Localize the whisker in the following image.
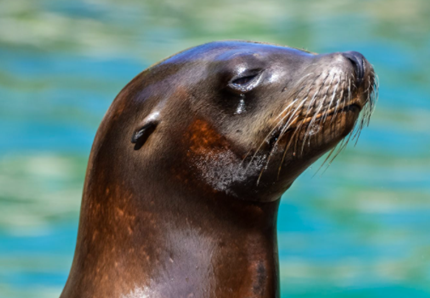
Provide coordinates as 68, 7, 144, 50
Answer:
329, 77, 343, 123
277, 121, 303, 179
251, 62, 379, 184
242, 73, 322, 174
243, 95, 306, 173
308, 74, 338, 138
257, 114, 301, 185
322, 75, 339, 124
256, 102, 307, 182
273, 73, 317, 122
302, 74, 340, 154
294, 73, 331, 153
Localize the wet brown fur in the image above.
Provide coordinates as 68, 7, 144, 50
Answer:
61, 41, 377, 298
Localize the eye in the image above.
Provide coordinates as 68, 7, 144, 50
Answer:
231, 74, 258, 86
228, 69, 263, 93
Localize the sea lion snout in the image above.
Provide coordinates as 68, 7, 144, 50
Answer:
308, 50, 376, 112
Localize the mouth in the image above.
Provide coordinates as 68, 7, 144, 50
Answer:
279, 99, 363, 132
299, 101, 362, 125
266, 99, 364, 151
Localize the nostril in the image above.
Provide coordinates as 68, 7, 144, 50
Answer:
343, 51, 366, 83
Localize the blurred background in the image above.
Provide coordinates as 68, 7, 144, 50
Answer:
0, 0, 429, 297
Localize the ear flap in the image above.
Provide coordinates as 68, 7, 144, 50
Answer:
131, 112, 160, 150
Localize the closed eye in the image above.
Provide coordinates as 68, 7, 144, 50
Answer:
231, 74, 259, 86
228, 69, 263, 93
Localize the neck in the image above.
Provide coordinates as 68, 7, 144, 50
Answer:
61, 179, 281, 298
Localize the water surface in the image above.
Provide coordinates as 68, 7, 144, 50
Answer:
1, 0, 429, 297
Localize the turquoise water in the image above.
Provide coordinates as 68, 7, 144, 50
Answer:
1, 0, 430, 297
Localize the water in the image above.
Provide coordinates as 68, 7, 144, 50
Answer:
1, 0, 430, 297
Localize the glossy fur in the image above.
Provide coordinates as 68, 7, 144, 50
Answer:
60, 41, 377, 298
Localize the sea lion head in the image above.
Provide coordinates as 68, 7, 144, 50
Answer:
62, 41, 378, 298
105, 41, 377, 203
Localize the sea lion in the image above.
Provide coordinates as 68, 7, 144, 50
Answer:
60, 41, 378, 298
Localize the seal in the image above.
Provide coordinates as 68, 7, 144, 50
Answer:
60, 41, 378, 298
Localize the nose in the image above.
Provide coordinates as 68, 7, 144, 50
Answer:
342, 51, 366, 83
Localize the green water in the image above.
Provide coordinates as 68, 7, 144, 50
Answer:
1, 0, 430, 297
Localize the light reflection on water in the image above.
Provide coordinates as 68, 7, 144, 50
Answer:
1, 0, 430, 297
